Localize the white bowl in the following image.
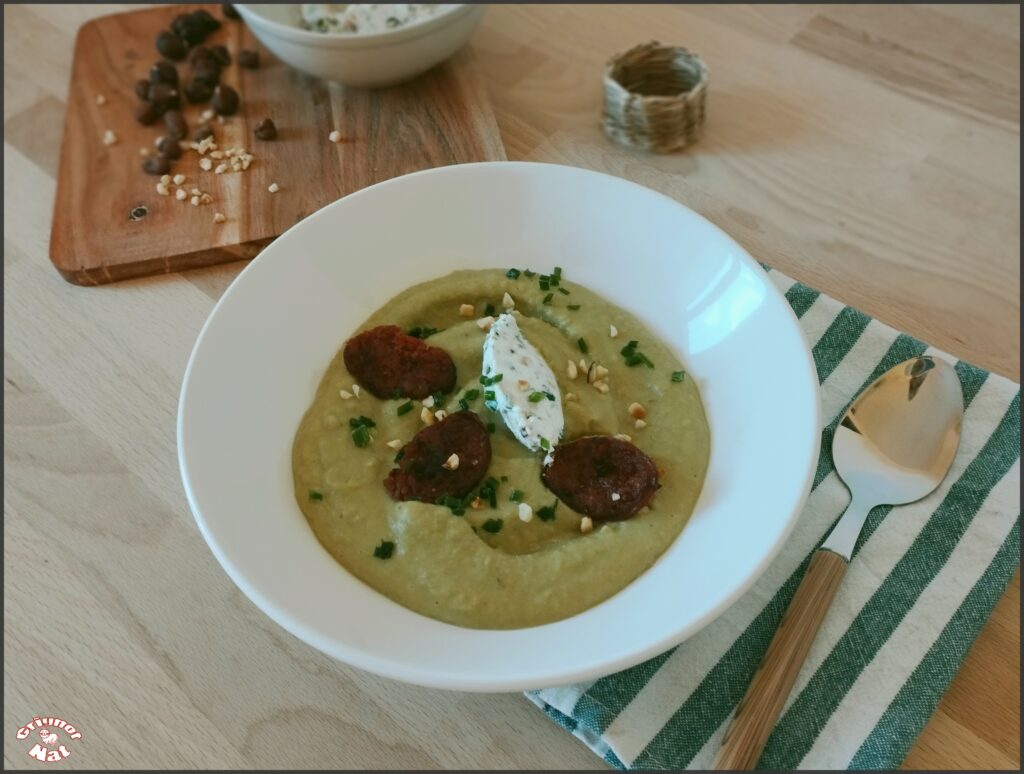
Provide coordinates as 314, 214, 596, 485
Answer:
233, 4, 485, 87
178, 162, 820, 692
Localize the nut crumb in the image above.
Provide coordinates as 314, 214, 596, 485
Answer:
190, 195, 200, 206
611, 492, 621, 501
517, 379, 530, 391
214, 163, 228, 175
609, 324, 618, 338
566, 360, 578, 380
614, 433, 632, 442
213, 212, 226, 224
200, 108, 215, 122
329, 130, 342, 143
199, 157, 213, 171
385, 439, 403, 450
175, 188, 187, 201
95, 94, 106, 106
352, 384, 361, 398
580, 516, 594, 534
518, 503, 533, 522
595, 365, 609, 379
339, 389, 353, 400
475, 316, 495, 331
421, 395, 435, 408
434, 409, 448, 422
628, 402, 646, 419
502, 292, 515, 310
102, 129, 117, 146
459, 303, 475, 318
593, 381, 610, 394
268, 182, 280, 193
173, 174, 186, 185
156, 183, 170, 196
190, 187, 201, 196
200, 193, 213, 205
635, 418, 647, 429
442, 453, 459, 471
209, 150, 224, 159
565, 392, 577, 401
470, 497, 484, 510
579, 358, 588, 371
160, 174, 171, 184
420, 406, 435, 425
139, 147, 151, 157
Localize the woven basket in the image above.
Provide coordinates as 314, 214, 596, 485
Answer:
603, 42, 708, 153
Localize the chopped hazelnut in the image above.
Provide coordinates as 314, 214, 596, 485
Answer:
199, 157, 213, 171
566, 360, 578, 380
213, 212, 226, 224
385, 439, 404, 450
329, 130, 342, 143
173, 173, 186, 185
268, 182, 280, 193
628, 402, 647, 419
580, 516, 594, 534
502, 292, 515, 310
421, 395, 435, 408
434, 409, 448, 422
339, 389, 353, 400
518, 503, 533, 522
420, 406, 435, 425
609, 324, 618, 338
459, 303, 475, 318
102, 129, 117, 146
475, 316, 495, 331
352, 384, 361, 398
611, 492, 621, 501
614, 433, 632, 442
442, 453, 459, 471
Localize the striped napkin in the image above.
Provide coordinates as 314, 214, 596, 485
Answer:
528, 266, 1020, 770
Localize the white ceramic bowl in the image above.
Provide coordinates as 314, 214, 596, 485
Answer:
233, 4, 485, 87
178, 162, 820, 692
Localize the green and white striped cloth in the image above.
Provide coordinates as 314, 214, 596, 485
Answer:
528, 266, 1020, 770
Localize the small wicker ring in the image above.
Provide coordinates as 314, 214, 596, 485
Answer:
603, 42, 708, 153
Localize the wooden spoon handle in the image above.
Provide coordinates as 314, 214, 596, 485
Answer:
712, 549, 847, 770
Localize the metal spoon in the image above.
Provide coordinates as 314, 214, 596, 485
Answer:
713, 355, 964, 770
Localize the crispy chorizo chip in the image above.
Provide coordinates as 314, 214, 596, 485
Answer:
343, 325, 456, 400
384, 411, 492, 502
541, 435, 660, 520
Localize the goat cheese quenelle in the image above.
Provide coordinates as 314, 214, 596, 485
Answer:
291, 268, 709, 629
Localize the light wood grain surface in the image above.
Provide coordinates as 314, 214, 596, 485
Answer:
4, 3, 1019, 770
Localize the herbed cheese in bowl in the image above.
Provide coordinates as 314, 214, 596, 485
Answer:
178, 162, 820, 691
233, 3, 484, 87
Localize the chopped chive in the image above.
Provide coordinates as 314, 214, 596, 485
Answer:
523, 269, 536, 278
373, 540, 395, 559
394, 448, 405, 462
481, 518, 503, 534
459, 398, 470, 410
397, 401, 414, 416
539, 279, 550, 292
528, 391, 546, 403
308, 489, 323, 502
548, 275, 559, 287
464, 389, 480, 401
567, 304, 581, 311
577, 338, 588, 354
542, 292, 554, 305
486, 422, 496, 433
544, 391, 555, 401
349, 416, 376, 428
351, 424, 372, 447
484, 302, 496, 316
407, 326, 442, 339
506, 268, 521, 279
558, 287, 570, 295
671, 370, 686, 382
509, 489, 524, 502
432, 391, 445, 406
491, 373, 503, 383
536, 500, 558, 522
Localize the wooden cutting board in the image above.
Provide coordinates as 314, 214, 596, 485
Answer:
49, 4, 505, 286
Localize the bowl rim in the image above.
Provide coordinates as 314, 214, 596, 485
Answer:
233, 3, 477, 50
177, 161, 821, 691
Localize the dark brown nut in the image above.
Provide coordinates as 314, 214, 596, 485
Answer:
163, 109, 187, 141
541, 435, 661, 520
209, 45, 232, 67
384, 412, 492, 502
184, 79, 214, 104
222, 3, 240, 20
133, 100, 161, 126
237, 49, 259, 69
134, 78, 151, 101
193, 124, 215, 142
155, 30, 187, 61
253, 118, 277, 141
211, 84, 240, 116
192, 58, 222, 87
142, 156, 171, 176
171, 13, 206, 45
188, 45, 210, 67
192, 9, 222, 35
343, 325, 457, 399
147, 82, 180, 110
149, 60, 178, 86
156, 136, 182, 160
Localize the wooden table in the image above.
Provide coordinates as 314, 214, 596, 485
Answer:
4, 4, 1018, 769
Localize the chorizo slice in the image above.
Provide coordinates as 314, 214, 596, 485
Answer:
343, 325, 456, 400
384, 411, 492, 502
541, 435, 660, 520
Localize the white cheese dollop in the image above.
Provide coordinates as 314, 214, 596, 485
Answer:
482, 314, 564, 454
